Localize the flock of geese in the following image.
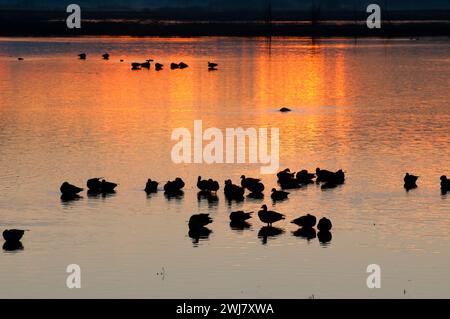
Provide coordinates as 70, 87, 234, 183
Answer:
76, 52, 219, 71
4, 169, 448, 249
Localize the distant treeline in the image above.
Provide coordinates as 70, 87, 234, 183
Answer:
0, 8, 449, 37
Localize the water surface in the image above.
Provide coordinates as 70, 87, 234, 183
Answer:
0, 37, 449, 298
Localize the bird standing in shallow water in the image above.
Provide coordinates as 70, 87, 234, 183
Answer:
258, 205, 285, 227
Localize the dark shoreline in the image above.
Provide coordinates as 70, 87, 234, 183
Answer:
0, 10, 449, 37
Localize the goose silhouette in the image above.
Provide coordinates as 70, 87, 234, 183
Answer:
291, 214, 317, 228
87, 178, 117, 194
441, 176, 450, 192
230, 211, 253, 222
224, 180, 245, 200
258, 205, 285, 227
315, 168, 335, 183
189, 214, 213, 229
271, 188, 289, 201
3, 229, 27, 242
78, 53, 86, 60
131, 62, 141, 70
60, 182, 83, 196
179, 62, 188, 69
241, 175, 262, 190
296, 170, 315, 184
155, 63, 163, 71
141, 60, 152, 69
317, 217, 333, 232
145, 179, 159, 194
207, 179, 220, 193
279, 107, 291, 112
277, 169, 295, 182
170, 63, 180, 69
208, 62, 218, 68
164, 178, 185, 194
102, 53, 110, 60
404, 173, 419, 190
197, 176, 209, 192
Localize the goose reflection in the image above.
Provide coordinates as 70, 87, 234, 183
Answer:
292, 227, 317, 241
258, 226, 284, 245
188, 226, 212, 246
318, 231, 332, 245
60, 194, 82, 203
197, 191, 218, 203
164, 190, 184, 200
229, 220, 252, 231
87, 190, 116, 199
3, 241, 24, 252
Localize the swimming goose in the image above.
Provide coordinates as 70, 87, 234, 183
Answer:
271, 188, 289, 201
296, 170, 316, 184
230, 211, 253, 222
87, 178, 117, 193
197, 176, 209, 192
3, 229, 27, 242
101, 179, 118, 193
291, 214, 317, 228
207, 179, 220, 193
404, 173, 419, 189
224, 180, 245, 200
279, 107, 291, 112
170, 63, 180, 69
208, 62, 218, 68
441, 176, 450, 191
189, 214, 213, 229
102, 53, 110, 60
145, 179, 159, 194
277, 169, 295, 182
258, 205, 285, 227
78, 53, 86, 60
315, 168, 335, 183
317, 217, 332, 232
155, 63, 163, 71
60, 182, 83, 196
241, 175, 261, 189
164, 178, 185, 194
141, 60, 152, 69
179, 62, 188, 69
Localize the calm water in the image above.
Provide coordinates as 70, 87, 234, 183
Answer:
0, 37, 449, 299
